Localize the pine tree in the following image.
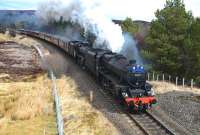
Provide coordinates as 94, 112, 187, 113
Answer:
189, 18, 200, 80
121, 17, 138, 34
145, 0, 193, 77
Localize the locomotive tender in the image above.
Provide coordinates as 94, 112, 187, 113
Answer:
18, 29, 156, 111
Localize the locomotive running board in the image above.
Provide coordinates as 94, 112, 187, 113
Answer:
99, 71, 126, 88
99, 71, 118, 83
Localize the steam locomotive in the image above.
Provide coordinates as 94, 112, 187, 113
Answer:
18, 29, 156, 111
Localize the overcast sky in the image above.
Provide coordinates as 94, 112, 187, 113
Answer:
0, 0, 199, 21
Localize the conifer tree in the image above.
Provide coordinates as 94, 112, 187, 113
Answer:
145, 0, 193, 77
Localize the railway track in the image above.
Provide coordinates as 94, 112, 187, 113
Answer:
128, 111, 176, 135
99, 88, 176, 135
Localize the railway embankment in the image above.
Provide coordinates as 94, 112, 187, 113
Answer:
34, 39, 122, 135
0, 32, 121, 135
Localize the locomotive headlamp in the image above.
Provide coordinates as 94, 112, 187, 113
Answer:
147, 88, 155, 96
122, 92, 128, 97
147, 91, 152, 96
151, 88, 155, 96
132, 66, 136, 70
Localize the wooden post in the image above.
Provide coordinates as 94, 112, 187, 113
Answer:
176, 77, 178, 86
147, 73, 150, 81
169, 75, 171, 82
44, 129, 46, 135
153, 72, 155, 81
90, 91, 93, 102
162, 74, 165, 82
191, 79, 193, 89
156, 75, 159, 81
183, 78, 185, 87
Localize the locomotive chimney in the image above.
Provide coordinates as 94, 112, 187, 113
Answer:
129, 59, 136, 65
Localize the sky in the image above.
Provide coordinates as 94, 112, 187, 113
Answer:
0, 0, 199, 21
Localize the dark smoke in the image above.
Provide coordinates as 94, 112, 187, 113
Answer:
121, 33, 143, 65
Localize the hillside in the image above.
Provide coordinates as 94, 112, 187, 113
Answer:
113, 19, 151, 44
0, 10, 37, 29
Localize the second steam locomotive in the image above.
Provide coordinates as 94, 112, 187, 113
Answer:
18, 30, 157, 111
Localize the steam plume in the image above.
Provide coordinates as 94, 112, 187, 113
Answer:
37, 0, 124, 52
121, 33, 143, 65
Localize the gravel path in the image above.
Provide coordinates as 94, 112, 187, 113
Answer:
150, 81, 200, 135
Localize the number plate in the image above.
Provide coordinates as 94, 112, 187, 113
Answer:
135, 74, 142, 77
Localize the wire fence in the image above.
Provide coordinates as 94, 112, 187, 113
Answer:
32, 45, 64, 135
50, 71, 64, 135
147, 72, 198, 89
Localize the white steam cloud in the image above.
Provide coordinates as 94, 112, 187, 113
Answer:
37, 0, 124, 52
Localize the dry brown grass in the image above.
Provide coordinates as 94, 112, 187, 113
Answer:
56, 76, 119, 135
0, 74, 57, 135
149, 81, 200, 95
0, 32, 40, 47
0, 32, 119, 134
0, 33, 11, 41
0, 32, 57, 134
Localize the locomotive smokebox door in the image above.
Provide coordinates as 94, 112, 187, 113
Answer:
129, 60, 136, 65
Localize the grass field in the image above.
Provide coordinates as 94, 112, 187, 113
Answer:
0, 32, 40, 47
0, 74, 57, 135
0, 32, 57, 134
150, 81, 200, 95
56, 76, 119, 135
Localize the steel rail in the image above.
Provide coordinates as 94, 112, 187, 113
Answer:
128, 110, 176, 135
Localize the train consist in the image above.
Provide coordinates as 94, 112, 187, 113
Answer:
18, 29, 156, 111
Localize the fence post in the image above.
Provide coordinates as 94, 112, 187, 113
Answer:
176, 77, 178, 86
191, 79, 193, 89
147, 73, 150, 81
153, 72, 155, 81
162, 74, 165, 82
44, 129, 46, 135
183, 78, 185, 87
156, 75, 159, 81
90, 91, 93, 102
169, 75, 171, 82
